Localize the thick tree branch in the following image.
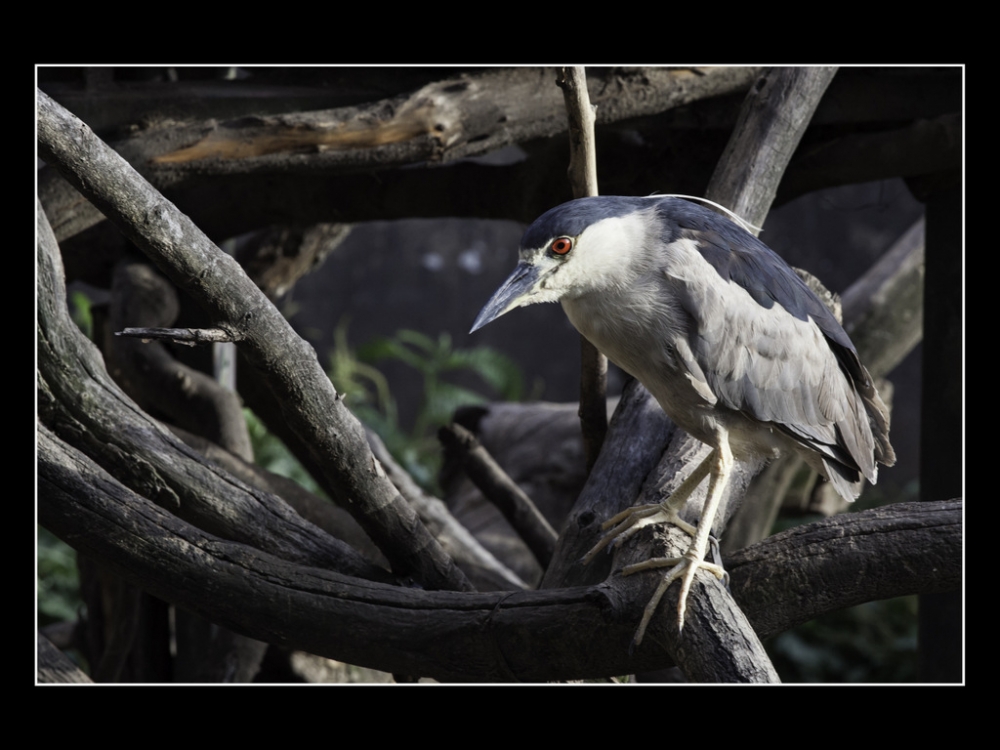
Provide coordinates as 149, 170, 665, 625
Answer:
707, 66, 839, 229
41, 67, 761, 245
37, 88, 472, 593
542, 380, 675, 589
727, 499, 961, 640
171, 425, 385, 560
841, 217, 925, 378
38, 633, 93, 684
143, 68, 760, 176
37, 196, 391, 584
39, 420, 960, 681
779, 113, 961, 202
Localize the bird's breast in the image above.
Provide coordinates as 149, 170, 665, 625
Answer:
561, 289, 723, 441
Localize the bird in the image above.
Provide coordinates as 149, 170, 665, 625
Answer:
470, 195, 895, 646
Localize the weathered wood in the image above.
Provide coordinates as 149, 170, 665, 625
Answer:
439, 423, 557, 568
779, 113, 961, 201
557, 66, 609, 474
708, 66, 839, 230
37, 196, 391, 583
117, 326, 235, 343
37, 89, 473, 594
541, 380, 677, 589
142, 68, 760, 175
38, 633, 93, 684
841, 217, 925, 378
39, 422, 960, 681
40, 67, 761, 245
558, 66, 599, 199
727, 499, 962, 640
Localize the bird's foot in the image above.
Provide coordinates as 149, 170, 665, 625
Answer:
622, 540, 728, 649
581, 503, 697, 566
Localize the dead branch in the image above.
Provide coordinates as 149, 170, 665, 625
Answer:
37, 89, 473, 593
39, 420, 960, 681
439, 423, 557, 568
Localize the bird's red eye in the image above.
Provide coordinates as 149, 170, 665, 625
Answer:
550, 237, 573, 255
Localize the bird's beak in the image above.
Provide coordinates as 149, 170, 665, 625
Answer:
470, 260, 542, 333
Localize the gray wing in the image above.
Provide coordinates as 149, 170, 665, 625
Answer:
663, 223, 891, 494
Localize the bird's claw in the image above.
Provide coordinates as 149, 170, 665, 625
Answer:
581, 503, 697, 566
582, 494, 728, 647
583, 503, 728, 646
623, 552, 728, 646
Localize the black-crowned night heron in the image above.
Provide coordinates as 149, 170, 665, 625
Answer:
471, 195, 895, 645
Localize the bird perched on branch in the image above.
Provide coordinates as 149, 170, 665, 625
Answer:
470, 195, 895, 646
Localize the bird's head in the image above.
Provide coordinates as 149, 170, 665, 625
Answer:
470, 196, 656, 333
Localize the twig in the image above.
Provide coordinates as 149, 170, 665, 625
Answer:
117, 327, 237, 345
557, 67, 599, 198
557, 66, 608, 473
439, 423, 557, 568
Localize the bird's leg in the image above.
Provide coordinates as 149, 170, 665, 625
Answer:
581, 454, 712, 565
622, 439, 733, 646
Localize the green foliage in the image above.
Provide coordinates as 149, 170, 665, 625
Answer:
37, 527, 81, 625
328, 321, 526, 492
37, 292, 96, 636
768, 596, 918, 682
70, 290, 93, 340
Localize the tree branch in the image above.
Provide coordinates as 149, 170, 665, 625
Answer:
37, 88, 472, 593
39, 420, 960, 681
558, 66, 609, 473
41, 67, 761, 245
107, 257, 253, 461
707, 66, 838, 229
841, 217, 925, 378
38, 633, 93, 684
779, 113, 961, 202
439, 423, 557, 569
365, 428, 529, 592
37, 196, 392, 584
727, 499, 961, 640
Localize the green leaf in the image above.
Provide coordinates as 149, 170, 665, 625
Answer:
322, 319, 526, 494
